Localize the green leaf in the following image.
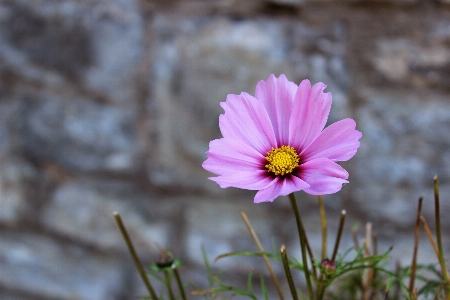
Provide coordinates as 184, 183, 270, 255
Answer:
215, 250, 279, 261
201, 245, 215, 288
260, 275, 268, 300
247, 270, 254, 293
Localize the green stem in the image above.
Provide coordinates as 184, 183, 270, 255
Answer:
173, 267, 187, 300
316, 282, 326, 300
409, 197, 423, 294
331, 210, 346, 262
317, 209, 346, 300
317, 195, 327, 261
241, 212, 284, 300
113, 212, 158, 300
434, 176, 450, 286
302, 226, 318, 281
164, 270, 176, 300
289, 193, 314, 300
281, 245, 299, 300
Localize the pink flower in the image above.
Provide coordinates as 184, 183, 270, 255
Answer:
202, 74, 362, 203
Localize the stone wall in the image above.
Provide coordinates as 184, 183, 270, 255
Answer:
1, 0, 450, 299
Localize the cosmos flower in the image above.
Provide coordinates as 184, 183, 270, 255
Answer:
202, 74, 362, 203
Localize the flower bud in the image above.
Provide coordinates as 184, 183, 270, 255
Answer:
321, 258, 336, 273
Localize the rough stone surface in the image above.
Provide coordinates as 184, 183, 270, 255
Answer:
353, 88, 450, 230
0, 0, 144, 105
41, 181, 171, 255
185, 198, 276, 271
0, 232, 129, 300
16, 95, 141, 173
0, 158, 36, 224
1, 0, 450, 298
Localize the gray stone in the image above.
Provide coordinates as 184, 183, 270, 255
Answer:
0, 158, 37, 224
305, 0, 418, 2
0, 102, 16, 154
0, 0, 144, 106
186, 198, 268, 265
265, 0, 304, 6
81, 1, 145, 106
17, 95, 140, 174
353, 88, 450, 228
371, 33, 450, 88
0, 156, 50, 226
41, 181, 170, 256
0, 231, 127, 300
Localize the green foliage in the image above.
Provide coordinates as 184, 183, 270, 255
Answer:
191, 247, 268, 299
138, 236, 449, 299
118, 177, 450, 300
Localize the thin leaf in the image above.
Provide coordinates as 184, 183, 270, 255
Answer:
260, 275, 269, 300
247, 270, 254, 293
215, 250, 280, 261
202, 245, 214, 288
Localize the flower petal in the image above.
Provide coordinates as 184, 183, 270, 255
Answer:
202, 74, 361, 203
220, 92, 277, 154
298, 158, 349, 195
209, 170, 273, 190
202, 138, 264, 176
203, 138, 274, 190
301, 118, 362, 162
255, 74, 298, 145
289, 80, 332, 151
254, 175, 309, 203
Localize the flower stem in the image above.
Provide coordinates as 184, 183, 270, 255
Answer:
362, 222, 373, 300
409, 197, 423, 294
281, 244, 299, 300
289, 193, 314, 300
317, 195, 327, 261
173, 267, 187, 300
241, 212, 284, 300
412, 288, 418, 300
164, 270, 176, 300
331, 210, 346, 262
302, 226, 318, 281
317, 210, 346, 300
113, 212, 158, 300
316, 283, 326, 300
420, 216, 439, 260
434, 176, 450, 289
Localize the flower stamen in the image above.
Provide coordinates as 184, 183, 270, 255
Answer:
265, 146, 299, 176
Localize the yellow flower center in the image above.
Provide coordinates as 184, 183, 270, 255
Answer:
265, 145, 299, 176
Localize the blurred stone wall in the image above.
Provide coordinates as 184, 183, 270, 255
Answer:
1, 0, 450, 299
